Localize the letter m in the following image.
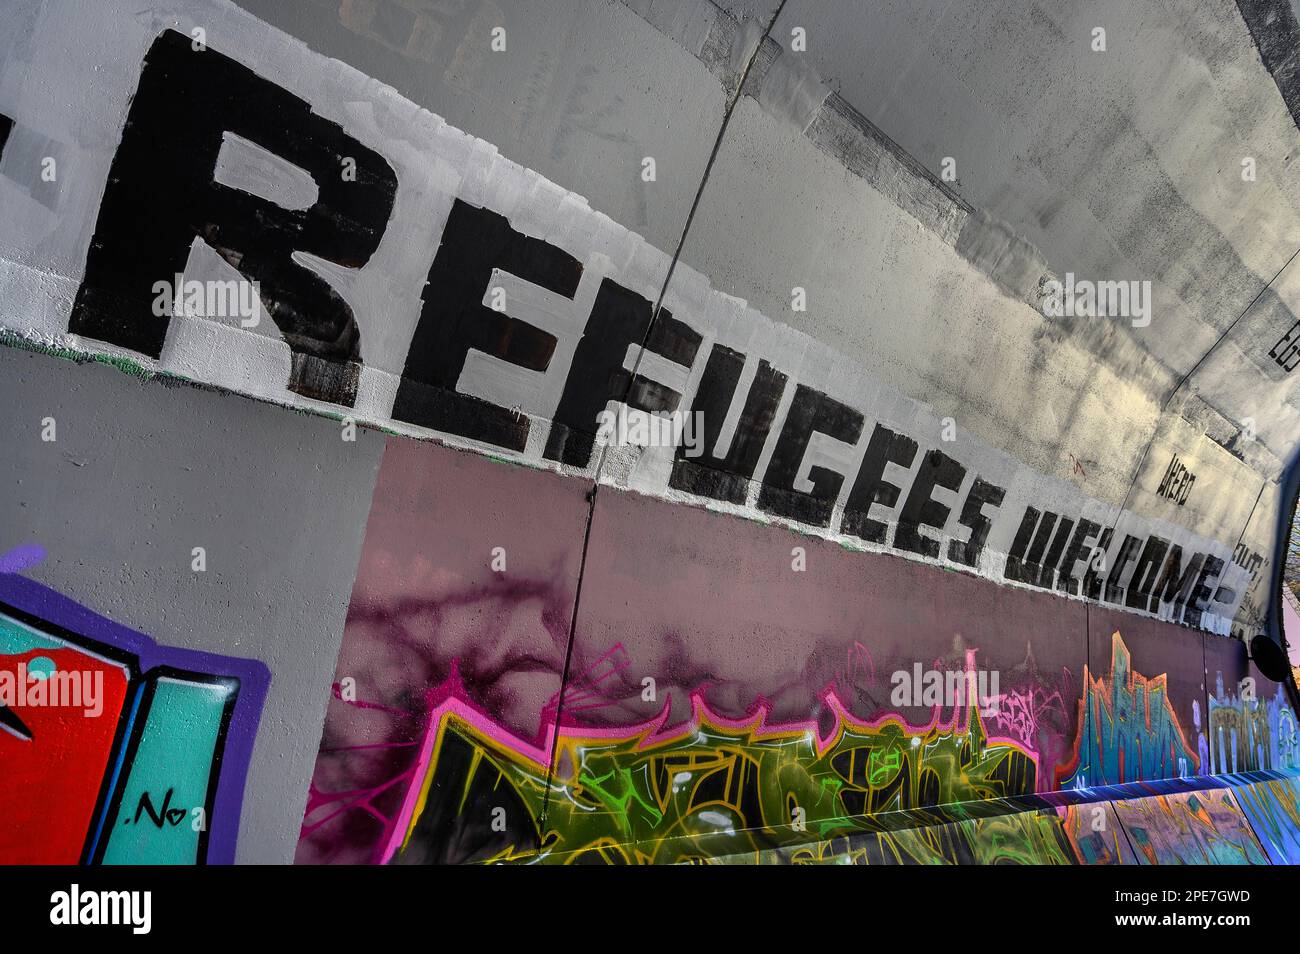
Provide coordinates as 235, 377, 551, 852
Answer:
101, 892, 130, 924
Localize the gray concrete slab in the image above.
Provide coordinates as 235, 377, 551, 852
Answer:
0, 345, 385, 863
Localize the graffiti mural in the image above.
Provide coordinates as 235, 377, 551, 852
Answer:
0, 571, 269, 865
1058, 632, 1199, 789
1231, 776, 1300, 864
1056, 801, 1138, 865
707, 804, 1134, 865
380, 667, 1037, 864
304, 648, 1193, 867
1201, 672, 1300, 774
293, 431, 1300, 865
299, 439, 1080, 864
1110, 788, 1268, 865
296, 437, 1185, 865
295, 437, 588, 865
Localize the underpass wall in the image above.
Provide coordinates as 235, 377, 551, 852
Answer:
0, 0, 1297, 864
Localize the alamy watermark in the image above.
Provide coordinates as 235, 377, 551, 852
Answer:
1041, 272, 1151, 328
0, 661, 103, 720
595, 407, 706, 457
50, 884, 151, 934
890, 663, 1000, 716
151, 274, 262, 327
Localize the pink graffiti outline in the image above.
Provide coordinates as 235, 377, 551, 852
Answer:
542, 642, 632, 716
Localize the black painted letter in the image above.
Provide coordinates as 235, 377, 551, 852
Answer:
69, 30, 398, 406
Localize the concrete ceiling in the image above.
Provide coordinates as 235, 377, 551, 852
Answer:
753, 0, 1300, 476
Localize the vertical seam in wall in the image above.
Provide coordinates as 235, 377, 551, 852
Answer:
1227, 784, 1271, 858
1113, 795, 1142, 863
1233, 482, 1267, 558
1084, 599, 1093, 793
1200, 624, 1211, 777
539, 482, 598, 831
539, 1, 791, 834
1229, 480, 1267, 642
589, 0, 790, 490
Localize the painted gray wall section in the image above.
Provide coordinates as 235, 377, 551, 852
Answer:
228, 0, 738, 260
0, 345, 385, 864
755, 0, 1300, 453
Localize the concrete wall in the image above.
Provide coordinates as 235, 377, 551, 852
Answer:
2, 0, 1299, 864
0, 345, 383, 862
